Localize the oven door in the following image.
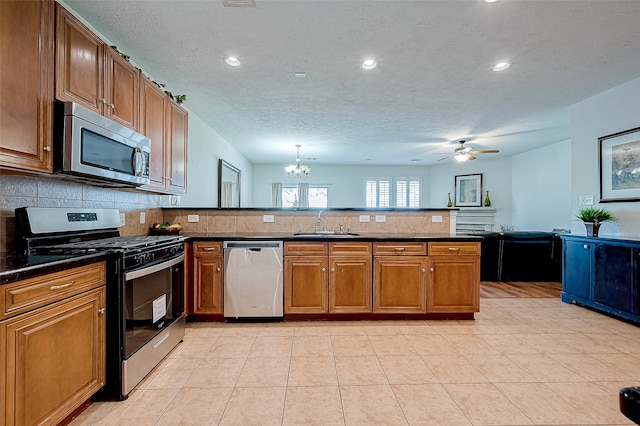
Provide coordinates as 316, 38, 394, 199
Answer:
123, 254, 184, 358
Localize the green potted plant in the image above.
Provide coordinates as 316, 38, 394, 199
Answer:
576, 206, 616, 237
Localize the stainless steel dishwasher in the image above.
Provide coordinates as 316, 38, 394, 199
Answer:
223, 241, 284, 319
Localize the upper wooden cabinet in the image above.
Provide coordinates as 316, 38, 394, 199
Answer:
140, 76, 168, 190
166, 100, 188, 193
140, 80, 188, 194
0, 0, 54, 173
55, 3, 140, 131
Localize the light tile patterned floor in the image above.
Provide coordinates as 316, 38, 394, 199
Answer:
71, 298, 640, 425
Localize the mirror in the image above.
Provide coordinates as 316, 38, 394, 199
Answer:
218, 159, 241, 208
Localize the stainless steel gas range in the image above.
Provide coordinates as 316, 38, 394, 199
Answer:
15, 207, 185, 400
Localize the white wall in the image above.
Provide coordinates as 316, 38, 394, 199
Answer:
511, 140, 572, 231
178, 111, 253, 207
571, 77, 640, 237
251, 164, 430, 207
428, 157, 513, 231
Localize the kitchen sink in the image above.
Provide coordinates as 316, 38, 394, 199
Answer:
292, 232, 360, 237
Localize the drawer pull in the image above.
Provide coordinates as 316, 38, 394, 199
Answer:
393, 247, 406, 251
98, 308, 106, 315
203, 247, 218, 251
448, 247, 461, 251
50, 280, 75, 290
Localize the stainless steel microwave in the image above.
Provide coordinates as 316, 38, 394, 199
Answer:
54, 101, 151, 187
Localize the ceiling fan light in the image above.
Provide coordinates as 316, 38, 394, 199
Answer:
454, 153, 470, 162
492, 61, 510, 71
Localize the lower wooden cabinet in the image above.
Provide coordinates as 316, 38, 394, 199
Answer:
427, 242, 480, 313
1, 262, 106, 426
284, 255, 329, 314
373, 242, 427, 314
190, 242, 223, 315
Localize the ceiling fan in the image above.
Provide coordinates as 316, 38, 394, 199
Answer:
438, 140, 499, 162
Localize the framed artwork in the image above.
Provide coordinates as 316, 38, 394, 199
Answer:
599, 126, 640, 202
455, 173, 482, 206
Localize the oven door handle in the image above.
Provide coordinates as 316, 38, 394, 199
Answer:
125, 254, 184, 281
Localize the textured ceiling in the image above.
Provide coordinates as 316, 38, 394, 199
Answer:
64, 0, 640, 165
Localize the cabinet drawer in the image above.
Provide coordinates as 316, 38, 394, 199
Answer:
428, 242, 480, 256
1, 261, 106, 320
193, 241, 222, 255
329, 242, 372, 256
373, 242, 427, 256
284, 242, 328, 256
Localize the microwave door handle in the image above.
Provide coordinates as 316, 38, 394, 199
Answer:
132, 147, 145, 177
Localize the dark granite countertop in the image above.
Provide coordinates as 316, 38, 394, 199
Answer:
560, 234, 640, 244
0, 251, 110, 285
183, 232, 482, 242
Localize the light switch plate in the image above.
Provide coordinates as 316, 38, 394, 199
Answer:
432, 215, 443, 223
359, 215, 370, 223
139, 212, 146, 224
375, 215, 386, 223
263, 214, 275, 223
119, 213, 126, 226
187, 214, 199, 223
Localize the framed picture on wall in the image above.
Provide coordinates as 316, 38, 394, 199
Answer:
455, 174, 482, 206
599, 126, 640, 202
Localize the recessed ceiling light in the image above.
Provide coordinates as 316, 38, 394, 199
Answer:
361, 59, 377, 70
294, 72, 307, 78
225, 56, 241, 67
492, 61, 511, 71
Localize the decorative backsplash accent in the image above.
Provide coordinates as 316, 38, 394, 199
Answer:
0, 174, 169, 252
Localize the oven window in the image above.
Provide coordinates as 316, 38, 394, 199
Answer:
124, 261, 184, 358
81, 128, 133, 174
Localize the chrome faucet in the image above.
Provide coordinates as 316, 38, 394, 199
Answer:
316, 210, 327, 232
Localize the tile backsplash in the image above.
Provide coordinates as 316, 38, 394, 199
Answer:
0, 174, 169, 252
163, 209, 453, 235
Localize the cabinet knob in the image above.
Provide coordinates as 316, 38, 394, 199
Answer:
43, 146, 51, 152
322, 267, 326, 272
583, 244, 590, 249
109, 103, 115, 109
99, 98, 107, 104
217, 267, 221, 272
331, 267, 335, 272
98, 308, 106, 315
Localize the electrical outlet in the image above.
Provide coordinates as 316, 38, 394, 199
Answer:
139, 212, 146, 224
359, 215, 370, 223
187, 215, 199, 223
579, 195, 595, 206
432, 215, 443, 223
375, 215, 386, 223
263, 215, 275, 223
119, 213, 126, 226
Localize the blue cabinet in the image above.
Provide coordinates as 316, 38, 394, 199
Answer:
562, 236, 640, 322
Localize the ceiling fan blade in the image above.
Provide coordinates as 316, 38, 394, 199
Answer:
437, 155, 450, 161
468, 155, 477, 161
470, 149, 499, 154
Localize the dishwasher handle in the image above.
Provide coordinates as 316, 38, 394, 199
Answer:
223, 241, 283, 249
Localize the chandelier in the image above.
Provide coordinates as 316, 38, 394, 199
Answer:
284, 144, 310, 178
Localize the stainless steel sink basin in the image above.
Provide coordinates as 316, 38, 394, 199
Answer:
292, 232, 360, 237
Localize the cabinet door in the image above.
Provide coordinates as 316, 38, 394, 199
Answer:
427, 255, 479, 313
192, 255, 223, 314
1, 287, 105, 426
104, 47, 139, 130
373, 256, 427, 313
284, 256, 328, 314
140, 76, 168, 190
594, 244, 635, 313
166, 101, 188, 193
0, 0, 54, 173
562, 239, 593, 300
329, 256, 372, 313
55, 4, 104, 113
